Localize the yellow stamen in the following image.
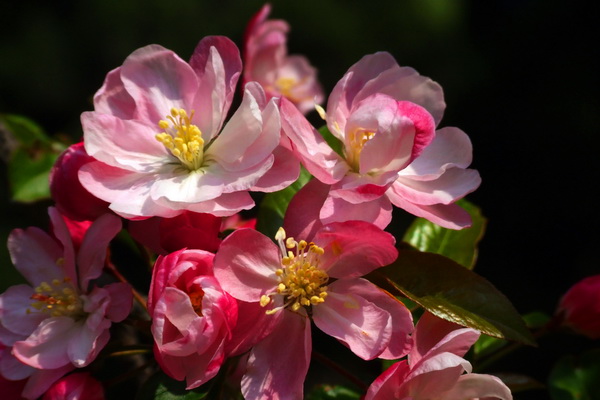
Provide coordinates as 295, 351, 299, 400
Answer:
346, 129, 376, 172
155, 108, 205, 170
27, 278, 83, 318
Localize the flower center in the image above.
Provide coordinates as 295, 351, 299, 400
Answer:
188, 288, 205, 316
28, 277, 83, 318
275, 77, 298, 99
155, 108, 204, 171
346, 129, 376, 172
260, 228, 329, 314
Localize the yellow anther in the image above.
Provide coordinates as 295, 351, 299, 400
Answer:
156, 108, 204, 170
260, 295, 271, 307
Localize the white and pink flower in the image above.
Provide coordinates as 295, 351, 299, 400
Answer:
213, 222, 413, 400
366, 312, 512, 400
79, 36, 291, 219
281, 52, 481, 229
0, 208, 132, 399
244, 4, 324, 114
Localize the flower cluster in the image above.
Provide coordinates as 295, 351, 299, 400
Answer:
0, 4, 532, 400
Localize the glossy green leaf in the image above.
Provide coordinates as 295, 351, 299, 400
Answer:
318, 125, 344, 158
370, 248, 535, 345
402, 199, 486, 269
549, 349, 600, 400
306, 385, 361, 400
136, 371, 211, 400
256, 167, 312, 239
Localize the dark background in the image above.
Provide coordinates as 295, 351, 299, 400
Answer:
1, 0, 598, 398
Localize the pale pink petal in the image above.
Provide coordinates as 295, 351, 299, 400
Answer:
313, 221, 397, 279
394, 168, 481, 206
386, 187, 473, 229
280, 97, 349, 184
283, 179, 328, 240
7, 228, 63, 287
93, 67, 136, 120
443, 374, 513, 400
120, 44, 199, 125
312, 282, 392, 360
213, 229, 280, 302
67, 324, 109, 367
13, 317, 76, 369
252, 144, 300, 192
82, 112, 167, 172
21, 365, 74, 400
329, 172, 396, 204
241, 310, 310, 400
320, 195, 393, 229
190, 36, 242, 140
180, 191, 255, 217
405, 353, 471, 397
0, 285, 47, 338
79, 162, 181, 219
47, 208, 77, 284
278, 55, 324, 113
103, 282, 133, 322
207, 84, 279, 171
410, 312, 480, 366
76, 213, 122, 290
332, 279, 413, 360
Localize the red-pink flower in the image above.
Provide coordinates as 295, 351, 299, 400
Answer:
42, 372, 104, 400
281, 52, 481, 230
79, 36, 292, 220
213, 222, 413, 400
366, 312, 512, 400
148, 249, 238, 389
0, 208, 132, 399
557, 274, 600, 339
244, 4, 324, 114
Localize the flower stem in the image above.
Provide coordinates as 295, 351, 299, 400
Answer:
105, 256, 148, 310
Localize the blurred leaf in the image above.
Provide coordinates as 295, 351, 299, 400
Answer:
549, 349, 600, 400
473, 334, 507, 360
136, 371, 211, 400
256, 167, 312, 239
403, 199, 486, 269
306, 385, 361, 400
2, 114, 65, 203
493, 373, 545, 393
522, 311, 551, 329
318, 125, 344, 158
370, 248, 536, 345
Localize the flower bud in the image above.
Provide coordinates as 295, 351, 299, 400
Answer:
42, 372, 105, 400
557, 274, 600, 339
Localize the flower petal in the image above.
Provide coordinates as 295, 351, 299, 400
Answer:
13, 317, 76, 369
320, 195, 393, 229
0, 285, 47, 338
442, 374, 513, 400
93, 67, 136, 120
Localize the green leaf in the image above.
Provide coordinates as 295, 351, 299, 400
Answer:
256, 167, 312, 239
318, 125, 344, 158
549, 349, 600, 400
369, 248, 536, 345
473, 333, 507, 360
136, 371, 211, 400
0, 113, 50, 146
403, 199, 486, 269
305, 385, 361, 400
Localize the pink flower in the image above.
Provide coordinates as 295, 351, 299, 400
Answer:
281, 52, 481, 229
42, 372, 104, 400
557, 274, 600, 339
79, 36, 290, 220
213, 222, 413, 400
148, 249, 238, 389
244, 4, 324, 114
0, 208, 132, 399
365, 312, 512, 400
49, 142, 110, 222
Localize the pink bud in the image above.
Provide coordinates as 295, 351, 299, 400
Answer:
49, 142, 110, 221
558, 275, 600, 339
42, 372, 105, 400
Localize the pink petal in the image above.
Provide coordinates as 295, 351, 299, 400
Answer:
313, 221, 398, 279
283, 179, 328, 240
120, 44, 199, 125
103, 282, 133, 323
13, 317, 76, 369
252, 144, 300, 193
0, 346, 35, 380
280, 97, 349, 184
180, 191, 255, 217
213, 229, 280, 302
67, 323, 109, 367
312, 281, 392, 360
0, 285, 47, 338
405, 353, 471, 397
320, 195, 393, 229
93, 67, 136, 120
190, 36, 242, 140
47, 208, 77, 285
76, 213, 122, 290
21, 365, 74, 400
365, 360, 410, 400
241, 310, 310, 400
443, 374, 513, 400
7, 227, 63, 287
225, 300, 281, 357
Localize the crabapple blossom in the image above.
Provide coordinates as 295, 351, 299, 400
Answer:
42, 372, 105, 400
213, 222, 413, 400
244, 4, 324, 114
0, 208, 132, 399
365, 312, 512, 400
281, 52, 481, 229
79, 36, 292, 219
557, 274, 600, 339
